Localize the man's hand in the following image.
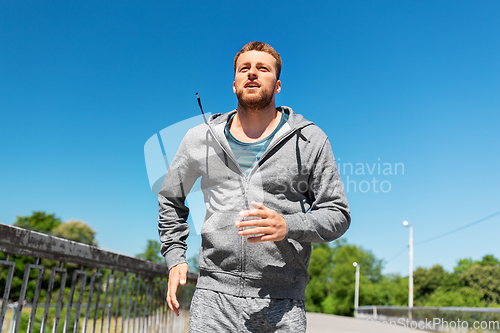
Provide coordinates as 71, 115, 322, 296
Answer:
235, 201, 287, 242
167, 262, 188, 316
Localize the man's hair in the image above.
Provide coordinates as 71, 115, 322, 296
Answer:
234, 41, 282, 80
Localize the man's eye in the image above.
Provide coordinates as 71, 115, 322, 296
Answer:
259, 67, 269, 71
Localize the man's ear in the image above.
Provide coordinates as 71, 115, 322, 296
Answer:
275, 80, 281, 94
233, 81, 236, 94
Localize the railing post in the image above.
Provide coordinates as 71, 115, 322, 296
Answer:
0, 255, 15, 332
13, 260, 45, 333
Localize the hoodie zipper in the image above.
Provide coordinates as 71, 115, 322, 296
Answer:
204, 123, 248, 295
246, 127, 299, 179
205, 118, 302, 295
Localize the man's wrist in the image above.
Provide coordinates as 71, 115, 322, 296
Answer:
164, 247, 187, 272
282, 214, 303, 241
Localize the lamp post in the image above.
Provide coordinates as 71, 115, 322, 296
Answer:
353, 262, 360, 316
403, 221, 413, 321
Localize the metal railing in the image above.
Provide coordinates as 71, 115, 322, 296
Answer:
0, 224, 197, 333
356, 305, 500, 332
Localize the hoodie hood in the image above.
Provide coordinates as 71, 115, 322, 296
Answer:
206, 106, 315, 156
207, 106, 314, 131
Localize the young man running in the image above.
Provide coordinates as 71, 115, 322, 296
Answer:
158, 41, 350, 332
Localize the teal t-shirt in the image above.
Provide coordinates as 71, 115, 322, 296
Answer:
225, 111, 289, 175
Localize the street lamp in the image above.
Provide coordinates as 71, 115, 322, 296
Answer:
353, 262, 360, 316
403, 221, 413, 320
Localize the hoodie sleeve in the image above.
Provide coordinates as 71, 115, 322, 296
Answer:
158, 132, 201, 271
284, 137, 350, 243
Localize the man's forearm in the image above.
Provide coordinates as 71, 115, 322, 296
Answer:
158, 194, 190, 270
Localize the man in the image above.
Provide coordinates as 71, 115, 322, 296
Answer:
158, 41, 350, 332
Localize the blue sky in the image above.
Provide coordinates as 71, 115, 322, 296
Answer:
1, 1, 499, 277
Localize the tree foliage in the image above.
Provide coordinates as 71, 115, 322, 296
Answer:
425, 287, 486, 307
52, 220, 98, 246
414, 265, 451, 304
135, 240, 164, 263
454, 255, 500, 274
13, 212, 97, 246
415, 256, 500, 307
13, 211, 62, 233
306, 241, 500, 316
454, 258, 476, 274
460, 264, 500, 304
305, 239, 394, 316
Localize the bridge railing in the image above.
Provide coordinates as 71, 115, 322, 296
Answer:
0, 223, 197, 333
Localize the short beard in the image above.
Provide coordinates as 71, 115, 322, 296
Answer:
236, 89, 274, 111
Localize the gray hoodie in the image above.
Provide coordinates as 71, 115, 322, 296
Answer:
158, 106, 350, 300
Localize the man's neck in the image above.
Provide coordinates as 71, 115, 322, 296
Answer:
230, 103, 281, 143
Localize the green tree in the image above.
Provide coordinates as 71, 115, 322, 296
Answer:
454, 255, 499, 274
52, 220, 98, 246
136, 240, 164, 263
361, 274, 408, 307
454, 258, 476, 274
413, 265, 451, 305
414, 254, 500, 307
425, 287, 486, 307
461, 264, 500, 305
13, 211, 61, 233
305, 243, 333, 313
305, 239, 389, 316
479, 254, 500, 267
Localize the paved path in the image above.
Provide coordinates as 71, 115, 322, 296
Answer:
306, 313, 433, 333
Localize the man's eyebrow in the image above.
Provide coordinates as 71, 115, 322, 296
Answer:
238, 61, 272, 68
236, 61, 274, 72
256, 62, 271, 67
237, 61, 250, 69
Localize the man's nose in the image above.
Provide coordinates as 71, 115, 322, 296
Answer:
247, 66, 257, 78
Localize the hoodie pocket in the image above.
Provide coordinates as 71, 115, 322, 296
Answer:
244, 238, 310, 284
199, 212, 242, 273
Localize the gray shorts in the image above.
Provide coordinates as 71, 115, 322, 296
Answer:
189, 288, 307, 333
